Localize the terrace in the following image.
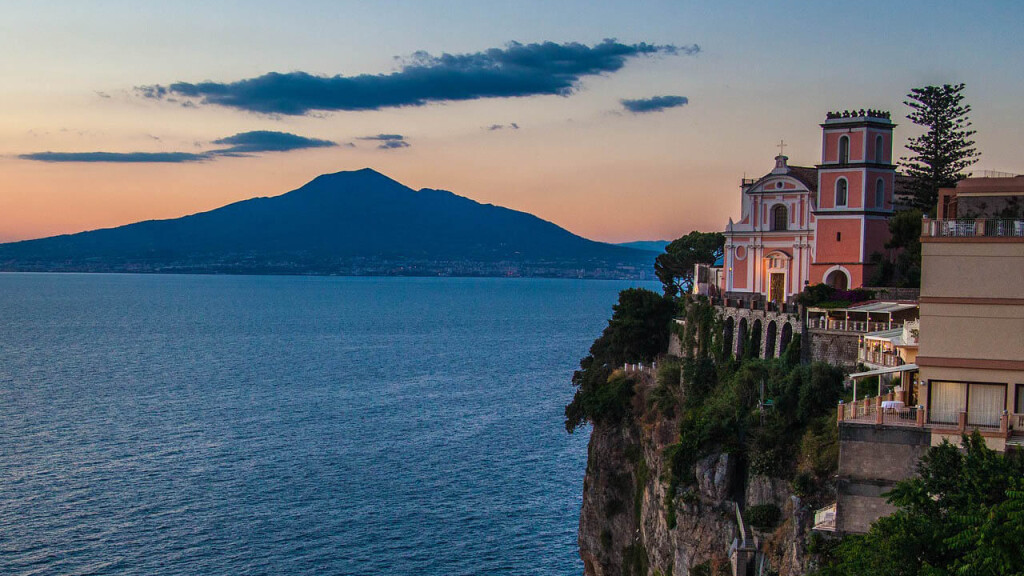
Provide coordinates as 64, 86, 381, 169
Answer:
923, 218, 1024, 238
806, 301, 918, 333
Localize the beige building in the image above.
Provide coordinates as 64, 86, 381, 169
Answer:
819, 175, 1024, 535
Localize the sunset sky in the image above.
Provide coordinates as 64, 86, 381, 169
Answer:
2, 1, 1022, 244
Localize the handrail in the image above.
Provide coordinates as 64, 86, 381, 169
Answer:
923, 218, 1024, 238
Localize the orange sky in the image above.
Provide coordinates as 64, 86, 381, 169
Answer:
2, 1, 1022, 244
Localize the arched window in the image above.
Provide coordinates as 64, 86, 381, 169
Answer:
875, 178, 885, 208
875, 135, 884, 163
771, 204, 788, 231
838, 135, 850, 164
835, 178, 848, 207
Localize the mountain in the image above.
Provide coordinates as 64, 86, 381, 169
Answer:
0, 168, 653, 278
615, 240, 670, 253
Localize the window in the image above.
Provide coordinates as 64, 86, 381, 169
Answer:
835, 178, 848, 206
967, 384, 1005, 427
771, 204, 788, 231
838, 135, 850, 163
836, 232, 841, 242
875, 178, 885, 208
875, 135, 884, 163
930, 381, 966, 424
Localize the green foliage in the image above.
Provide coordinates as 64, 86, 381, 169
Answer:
795, 284, 875, 308
655, 231, 725, 297
622, 542, 650, 576
817, 432, 1024, 576
901, 83, 980, 215
565, 288, 675, 432
747, 504, 782, 529
649, 355, 682, 417
870, 208, 923, 288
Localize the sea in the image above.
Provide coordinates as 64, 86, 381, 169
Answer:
0, 273, 657, 576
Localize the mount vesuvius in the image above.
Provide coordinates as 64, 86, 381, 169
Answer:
0, 169, 653, 278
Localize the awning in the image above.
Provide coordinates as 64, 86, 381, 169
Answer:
848, 363, 919, 380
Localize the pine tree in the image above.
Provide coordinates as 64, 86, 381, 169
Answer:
900, 83, 979, 215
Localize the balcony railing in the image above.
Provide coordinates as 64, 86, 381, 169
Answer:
859, 349, 904, 368
924, 218, 1024, 238
807, 319, 900, 333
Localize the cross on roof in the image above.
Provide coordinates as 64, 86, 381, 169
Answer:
777, 139, 787, 156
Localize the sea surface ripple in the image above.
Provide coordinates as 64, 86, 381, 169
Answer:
0, 274, 653, 575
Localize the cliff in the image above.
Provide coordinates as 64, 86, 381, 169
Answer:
577, 366, 816, 576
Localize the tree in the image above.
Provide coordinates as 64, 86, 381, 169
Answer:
901, 83, 980, 215
869, 208, 923, 287
565, 288, 675, 432
655, 231, 725, 297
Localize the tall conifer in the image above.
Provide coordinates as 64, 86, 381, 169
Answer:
900, 83, 979, 214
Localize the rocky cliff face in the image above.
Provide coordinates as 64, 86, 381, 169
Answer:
578, 370, 815, 576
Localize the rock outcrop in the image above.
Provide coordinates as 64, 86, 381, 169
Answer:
578, 371, 815, 576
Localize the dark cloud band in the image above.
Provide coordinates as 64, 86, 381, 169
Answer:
138, 40, 697, 115
357, 134, 410, 149
621, 95, 689, 114
19, 130, 336, 163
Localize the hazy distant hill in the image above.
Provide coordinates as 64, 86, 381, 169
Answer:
0, 168, 652, 278
615, 240, 670, 253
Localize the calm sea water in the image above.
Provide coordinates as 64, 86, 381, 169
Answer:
0, 274, 654, 576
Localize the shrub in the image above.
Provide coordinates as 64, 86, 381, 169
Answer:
746, 504, 782, 529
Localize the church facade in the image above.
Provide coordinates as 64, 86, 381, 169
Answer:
721, 110, 896, 303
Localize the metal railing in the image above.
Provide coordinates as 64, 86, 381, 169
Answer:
924, 218, 1024, 238
813, 503, 837, 532
859, 350, 904, 367
807, 319, 899, 333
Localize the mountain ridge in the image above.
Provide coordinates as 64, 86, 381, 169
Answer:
0, 168, 653, 279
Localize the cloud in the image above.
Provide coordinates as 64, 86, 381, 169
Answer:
19, 130, 337, 163
137, 40, 698, 115
486, 123, 520, 131
19, 151, 209, 163
620, 95, 689, 114
210, 130, 336, 154
357, 134, 410, 150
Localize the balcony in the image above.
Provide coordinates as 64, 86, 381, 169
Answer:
839, 397, 923, 428
923, 218, 1024, 238
807, 318, 901, 333
813, 503, 837, 532
858, 349, 905, 368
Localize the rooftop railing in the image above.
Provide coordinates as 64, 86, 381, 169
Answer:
923, 218, 1024, 238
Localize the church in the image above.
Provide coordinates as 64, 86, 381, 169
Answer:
717, 110, 897, 303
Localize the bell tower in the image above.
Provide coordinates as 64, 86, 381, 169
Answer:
810, 109, 896, 289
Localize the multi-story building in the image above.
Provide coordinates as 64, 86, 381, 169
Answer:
820, 175, 1024, 535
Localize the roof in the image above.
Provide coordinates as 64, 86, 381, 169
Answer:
745, 164, 819, 194
847, 301, 919, 314
848, 364, 919, 380
807, 301, 919, 314
863, 326, 918, 347
787, 166, 819, 192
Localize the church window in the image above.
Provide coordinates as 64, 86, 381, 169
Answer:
875, 135, 884, 163
771, 204, 788, 231
838, 135, 850, 163
835, 178, 848, 207
875, 178, 885, 208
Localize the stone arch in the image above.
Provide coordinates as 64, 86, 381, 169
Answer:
723, 316, 735, 357
737, 318, 748, 358
824, 266, 850, 291
780, 322, 794, 356
750, 318, 763, 358
765, 320, 778, 358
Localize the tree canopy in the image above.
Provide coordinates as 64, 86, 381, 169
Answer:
654, 231, 725, 297
900, 83, 980, 215
564, 288, 675, 432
